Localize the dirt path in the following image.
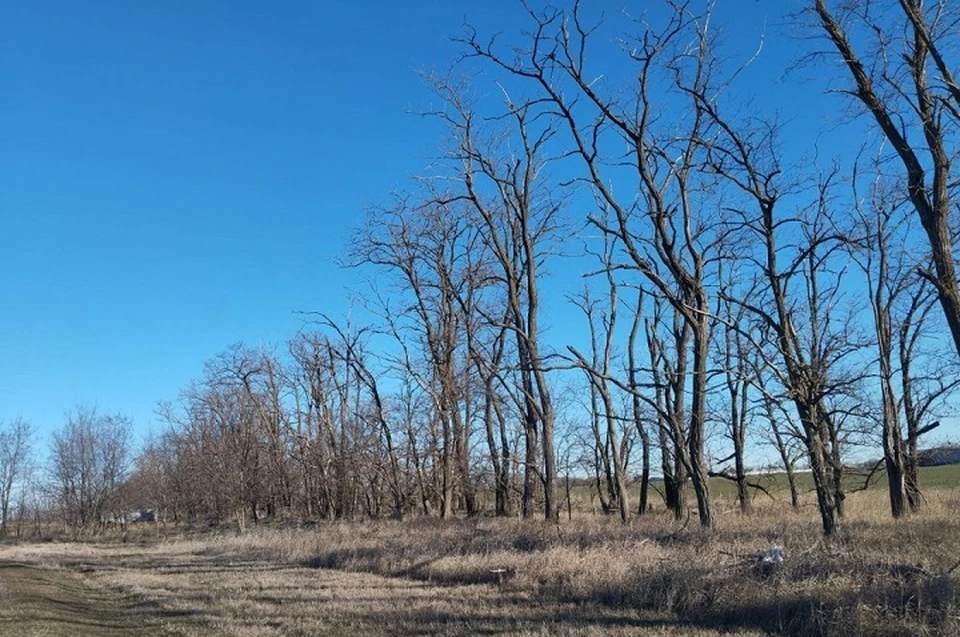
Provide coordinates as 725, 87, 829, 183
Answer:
0, 561, 196, 637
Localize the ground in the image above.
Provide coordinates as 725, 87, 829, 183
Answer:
1, 473, 958, 636
0, 560, 189, 637
0, 541, 758, 636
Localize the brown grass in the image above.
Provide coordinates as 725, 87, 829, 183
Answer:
1, 489, 958, 636
194, 490, 960, 635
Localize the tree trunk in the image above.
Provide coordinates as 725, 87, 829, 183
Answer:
637, 427, 651, 516
687, 317, 713, 528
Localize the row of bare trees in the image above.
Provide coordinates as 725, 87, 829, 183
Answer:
2, 1, 958, 538
102, 0, 960, 536
438, 0, 960, 535
0, 409, 133, 537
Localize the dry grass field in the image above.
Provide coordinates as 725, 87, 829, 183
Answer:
0, 486, 958, 636
0, 540, 759, 636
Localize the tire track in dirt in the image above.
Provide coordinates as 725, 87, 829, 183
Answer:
0, 561, 199, 637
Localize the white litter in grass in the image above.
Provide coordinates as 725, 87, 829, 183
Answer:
763, 544, 785, 564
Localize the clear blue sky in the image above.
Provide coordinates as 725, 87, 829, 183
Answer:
1, 0, 503, 439
0, 1, 908, 449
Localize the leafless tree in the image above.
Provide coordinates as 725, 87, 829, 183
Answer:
644, 295, 692, 520
626, 287, 653, 516
458, 1, 736, 527
568, 281, 631, 523
467, 314, 516, 517
758, 389, 805, 510
567, 225, 639, 523
0, 416, 32, 536
123, 434, 177, 526
713, 265, 757, 514
895, 281, 960, 510
427, 79, 565, 520
813, 0, 960, 358
850, 174, 916, 516
50, 406, 131, 534
288, 331, 367, 520
745, 184, 866, 533
352, 197, 484, 517
318, 317, 407, 519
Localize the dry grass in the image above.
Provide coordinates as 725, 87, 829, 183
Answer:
191, 490, 960, 636
1, 489, 958, 636
0, 540, 749, 636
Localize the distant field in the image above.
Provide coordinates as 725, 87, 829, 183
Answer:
564, 464, 960, 507
708, 463, 960, 500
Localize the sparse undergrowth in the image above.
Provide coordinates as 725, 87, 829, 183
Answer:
3, 490, 959, 636
189, 490, 960, 636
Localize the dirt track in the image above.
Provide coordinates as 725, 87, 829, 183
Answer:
0, 560, 195, 637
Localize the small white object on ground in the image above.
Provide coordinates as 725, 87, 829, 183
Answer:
763, 544, 785, 564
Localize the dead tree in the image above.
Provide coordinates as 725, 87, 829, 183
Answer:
702, 108, 864, 534
568, 287, 630, 522
567, 225, 635, 523
626, 287, 653, 516
849, 174, 914, 517
50, 407, 131, 535
646, 295, 692, 520
813, 0, 960, 359
0, 417, 32, 536
351, 199, 484, 517
460, 1, 725, 528
319, 318, 407, 519
759, 389, 804, 510
428, 80, 564, 520
715, 263, 756, 514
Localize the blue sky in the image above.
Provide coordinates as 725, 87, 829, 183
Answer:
2, 1, 932, 452
1, 0, 496, 438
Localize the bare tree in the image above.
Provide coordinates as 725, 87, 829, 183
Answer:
428, 79, 565, 520
567, 226, 637, 523
467, 315, 515, 517
713, 266, 756, 514
850, 174, 916, 517
287, 332, 360, 520
837, 141, 960, 516
50, 406, 131, 534
352, 198, 484, 518
758, 388, 805, 510
626, 287, 653, 516
124, 434, 176, 527
0, 417, 32, 536
319, 317, 407, 519
459, 1, 733, 527
896, 282, 960, 510
702, 99, 867, 534
813, 0, 960, 358
568, 281, 631, 523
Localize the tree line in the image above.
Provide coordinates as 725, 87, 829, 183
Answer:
3, 0, 959, 538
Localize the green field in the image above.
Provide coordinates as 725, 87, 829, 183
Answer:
565, 463, 960, 506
